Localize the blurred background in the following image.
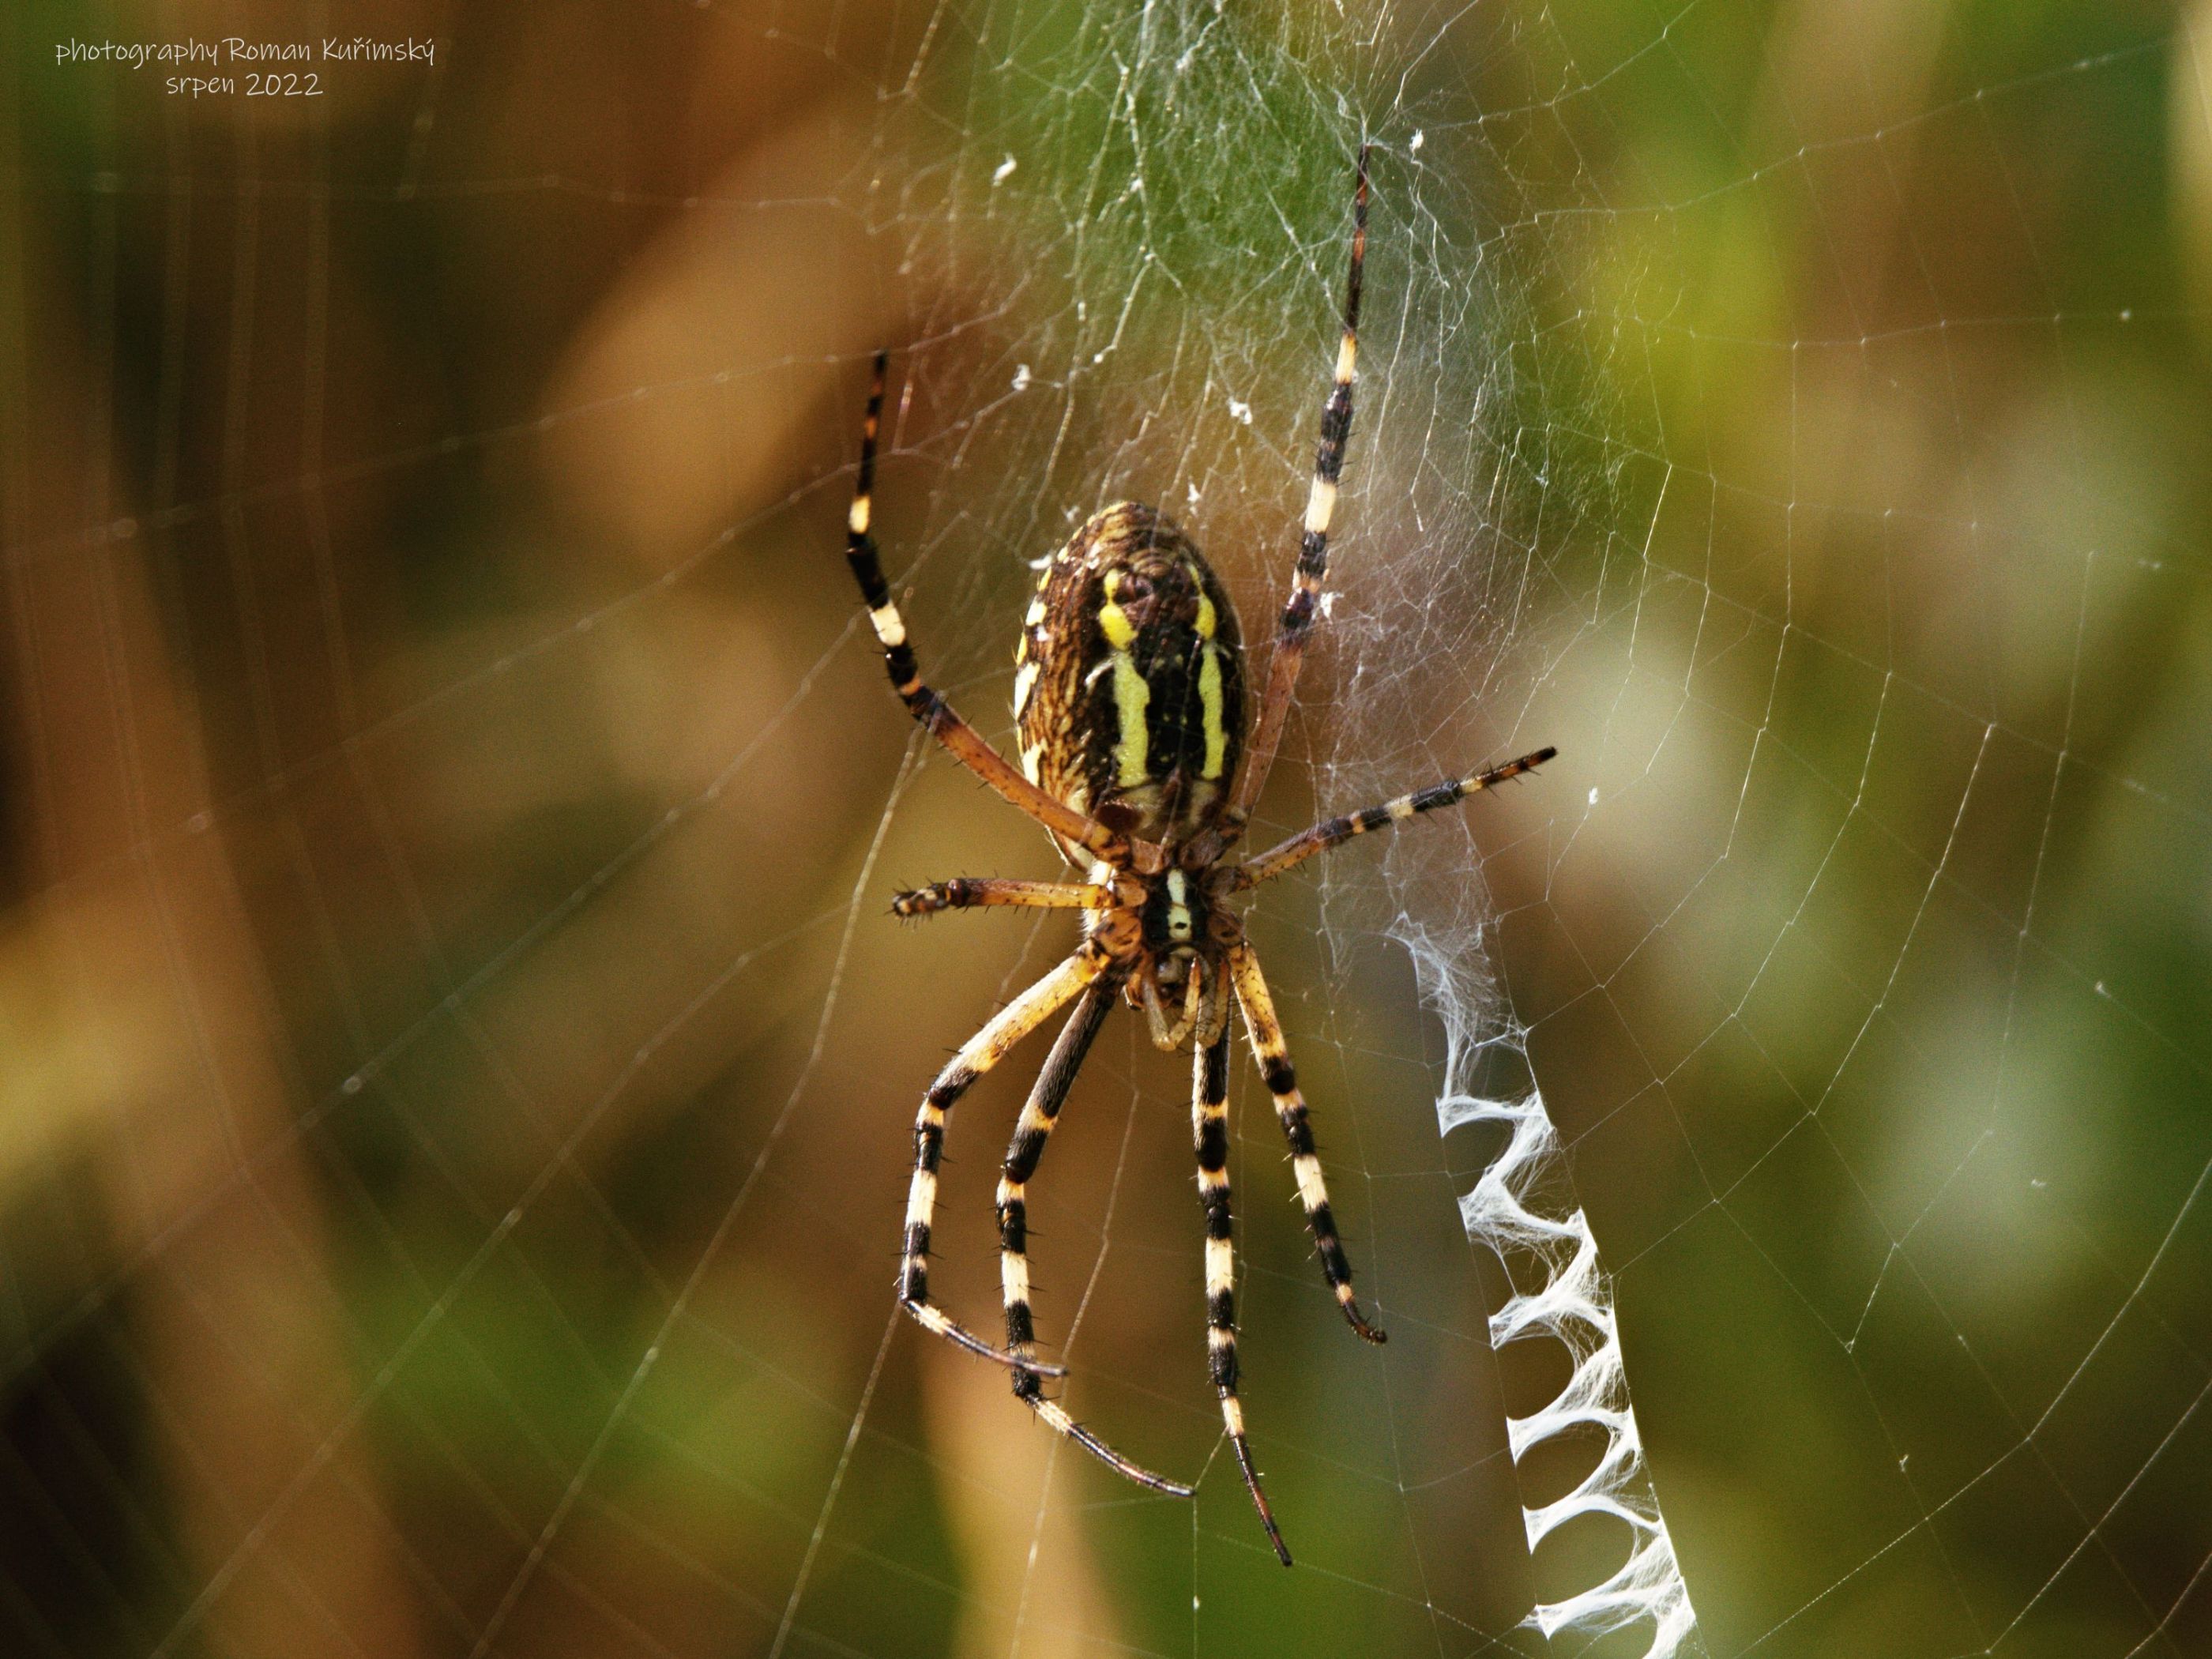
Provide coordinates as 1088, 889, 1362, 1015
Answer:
3, 2, 2209, 1657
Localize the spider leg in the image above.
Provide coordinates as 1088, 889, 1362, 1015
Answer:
1233, 747, 1557, 890
997, 980, 1111, 1370
994, 980, 1194, 1497
1227, 149, 1369, 839
1225, 939, 1386, 1345
1194, 1006, 1292, 1566
899, 947, 1108, 1377
890, 877, 1108, 919
846, 353, 1167, 875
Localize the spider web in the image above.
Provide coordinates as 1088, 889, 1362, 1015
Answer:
5, 2, 2210, 1658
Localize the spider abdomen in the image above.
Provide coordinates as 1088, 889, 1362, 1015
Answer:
1014, 503, 1246, 861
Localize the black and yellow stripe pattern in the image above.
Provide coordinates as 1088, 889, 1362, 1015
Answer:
889, 876, 1105, 918
1234, 747, 1558, 890
1015, 502, 1245, 862
1228, 939, 1385, 1344
1231, 145, 1370, 831
845, 355, 1161, 875
1193, 1004, 1292, 1563
995, 983, 1193, 1495
838, 152, 1556, 1566
897, 948, 1102, 1375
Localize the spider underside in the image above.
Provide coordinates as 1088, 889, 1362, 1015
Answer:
839, 149, 1554, 1567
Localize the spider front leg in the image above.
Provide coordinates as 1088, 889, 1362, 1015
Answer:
899, 947, 1108, 1377
845, 352, 1166, 875
1194, 1006, 1292, 1565
1227, 148, 1370, 841
994, 980, 1193, 1496
1225, 939, 1386, 1345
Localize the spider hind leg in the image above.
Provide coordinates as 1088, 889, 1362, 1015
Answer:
898, 950, 1108, 1377
1227, 939, 1386, 1345
1013, 1382, 1194, 1498
1195, 1018, 1292, 1565
993, 979, 1195, 1499
995, 982, 1112, 1375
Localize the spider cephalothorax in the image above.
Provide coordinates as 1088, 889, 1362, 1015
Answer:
841, 149, 1554, 1567
1083, 857, 1242, 1050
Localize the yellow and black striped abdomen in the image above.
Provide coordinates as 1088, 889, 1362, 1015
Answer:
1015, 503, 1245, 862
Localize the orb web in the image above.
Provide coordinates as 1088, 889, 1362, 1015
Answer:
3, 6, 2207, 1659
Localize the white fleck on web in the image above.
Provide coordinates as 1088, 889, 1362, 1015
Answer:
5, 5, 2209, 1659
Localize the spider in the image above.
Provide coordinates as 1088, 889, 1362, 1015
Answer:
841, 149, 1553, 1566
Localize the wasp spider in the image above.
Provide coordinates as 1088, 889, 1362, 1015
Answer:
841, 150, 1553, 1565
